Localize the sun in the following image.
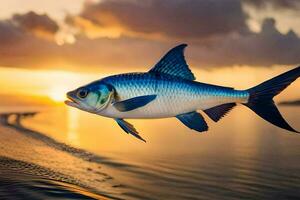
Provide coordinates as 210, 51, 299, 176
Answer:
49, 87, 67, 102
50, 92, 66, 102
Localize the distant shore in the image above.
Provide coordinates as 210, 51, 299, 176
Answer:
0, 111, 38, 125
279, 100, 300, 106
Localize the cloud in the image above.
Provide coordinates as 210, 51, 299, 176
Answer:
189, 18, 300, 67
0, 20, 24, 45
243, 0, 300, 10
68, 0, 249, 41
11, 11, 59, 41
0, 12, 57, 44
63, 16, 300, 68
0, 14, 166, 70
62, 0, 300, 68
0, 2, 300, 70
0, 14, 61, 68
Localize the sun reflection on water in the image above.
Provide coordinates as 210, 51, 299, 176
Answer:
67, 107, 80, 146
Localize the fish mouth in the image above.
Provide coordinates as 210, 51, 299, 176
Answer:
64, 93, 79, 108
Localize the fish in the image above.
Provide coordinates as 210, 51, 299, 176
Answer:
65, 44, 300, 142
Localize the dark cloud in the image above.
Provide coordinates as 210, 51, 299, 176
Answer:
0, 15, 61, 68
0, 14, 165, 70
0, 21, 24, 45
1, 20, 300, 70
63, 0, 300, 68
189, 18, 300, 67
0, 1, 300, 70
0, 11, 58, 64
12, 11, 59, 34
12, 11, 59, 40
70, 0, 249, 41
61, 17, 300, 68
243, 0, 300, 10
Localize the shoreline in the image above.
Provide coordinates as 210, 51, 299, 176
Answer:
0, 155, 110, 200
0, 111, 133, 168
0, 111, 125, 200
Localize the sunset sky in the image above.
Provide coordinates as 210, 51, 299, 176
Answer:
0, 0, 300, 102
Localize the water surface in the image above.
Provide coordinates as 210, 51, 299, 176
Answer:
1, 105, 300, 199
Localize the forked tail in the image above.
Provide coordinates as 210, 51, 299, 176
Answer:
244, 66, 300, 133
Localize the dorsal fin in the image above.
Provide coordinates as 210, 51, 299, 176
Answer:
149, 44, 196, 80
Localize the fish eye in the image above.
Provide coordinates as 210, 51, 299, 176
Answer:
77, 88, 89, 98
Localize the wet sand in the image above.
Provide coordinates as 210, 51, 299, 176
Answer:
0, 112, 124, 200
0, 156, 110, 200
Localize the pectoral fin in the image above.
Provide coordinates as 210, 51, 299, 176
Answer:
176, 111, 208, 132
113, 95, 157, 112
115, 118, 146, 142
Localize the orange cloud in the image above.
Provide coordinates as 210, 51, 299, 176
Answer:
66, 15, 122, 39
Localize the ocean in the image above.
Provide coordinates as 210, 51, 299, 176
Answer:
0, 104, 299, 199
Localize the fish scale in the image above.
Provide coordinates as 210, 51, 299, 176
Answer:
100, 73, 248, 119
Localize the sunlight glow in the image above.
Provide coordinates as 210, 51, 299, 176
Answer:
0, 67, 101, 104
67, 106, 80, 146
49, 89, 66, 102
49, 86, 67, 102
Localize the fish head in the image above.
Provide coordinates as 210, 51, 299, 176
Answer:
65, 82, 114, 113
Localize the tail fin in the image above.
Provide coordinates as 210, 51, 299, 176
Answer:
244, 66, 300, 133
